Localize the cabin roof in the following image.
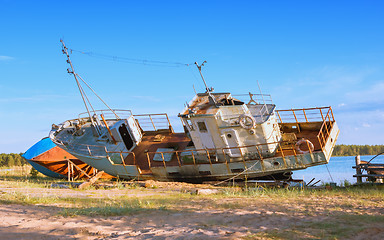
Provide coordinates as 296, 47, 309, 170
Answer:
180, 92, 245, 116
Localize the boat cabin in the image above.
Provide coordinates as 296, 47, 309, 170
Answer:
178, 92, 282, 159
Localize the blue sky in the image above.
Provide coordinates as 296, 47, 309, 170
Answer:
1, 0, 383, 153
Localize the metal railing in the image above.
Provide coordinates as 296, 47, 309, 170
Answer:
141, 139, 313, 171
275, 107, 335, 151
66, 144, 108, 157
68, 139, 317, 175
105, 150, 137, 166
133, 113, 173, 132
78, 109, 132, 120
71, 111, 173, 137
65, 143, 138, 168
275, 107, 334, 124
232, 92, 273, 105
316, 107, 335, 150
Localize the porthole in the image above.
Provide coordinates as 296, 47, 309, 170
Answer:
227, 133, 232, 138
273, 161, 280, 166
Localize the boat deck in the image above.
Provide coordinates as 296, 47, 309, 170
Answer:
123, 131, 192, 170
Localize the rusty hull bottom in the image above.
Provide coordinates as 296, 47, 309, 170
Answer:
31, 146, 114, 179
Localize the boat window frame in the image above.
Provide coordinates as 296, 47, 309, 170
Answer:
197, 121, 208, 132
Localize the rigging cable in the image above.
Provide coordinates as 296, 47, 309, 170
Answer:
69, 48, 193, 68
76, 74, 120, 120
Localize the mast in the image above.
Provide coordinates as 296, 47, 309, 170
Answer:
60, 39, 100, 135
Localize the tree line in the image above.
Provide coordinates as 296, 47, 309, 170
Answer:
1, 144, 384, 167
332, 145, 384, 156
0, 153, 28, 167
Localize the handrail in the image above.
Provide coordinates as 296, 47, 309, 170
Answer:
78, 109, 133, 120
232, 93, 273, 105
276, 107, 334, 124
133, 113, 173, 132
316, 107, 334, 150
106, 151, 137, 165
140, 139, 316, 170
63, 111, 173, 137
66, 144, 108, 157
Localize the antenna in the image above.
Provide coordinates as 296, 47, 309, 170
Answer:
194, 61, 217, 106
195, 61, 210, 92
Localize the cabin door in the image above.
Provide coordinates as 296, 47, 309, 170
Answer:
196, 120, 215, 149
221, 129, 243, 157
119, 123, 134, 151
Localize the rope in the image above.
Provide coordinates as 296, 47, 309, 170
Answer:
70, 48, 193, 67
325, 164, 334, 182
367, 151, 384, 164
213, 159, 260, 186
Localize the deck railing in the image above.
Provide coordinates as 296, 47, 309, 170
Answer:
74, 111, 173, 136
316, 107, 335, 150
232, 92, 273, 105
78, 109, 133, 120
275, 107, 334, 124
139, 140, 312, 171
66, 144, 108, 157
276, 107, 335, 151
68, 138, 315, 174
133, 113, 173, 132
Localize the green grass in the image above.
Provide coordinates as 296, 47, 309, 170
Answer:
1, 166, 384, 240
243, 213, 384, 240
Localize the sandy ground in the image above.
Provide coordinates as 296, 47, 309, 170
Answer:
1, 201, 384, 240
0, 203, 277, 240
0, 181, 383, 239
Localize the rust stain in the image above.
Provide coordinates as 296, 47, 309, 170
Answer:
31, 146, 114, 179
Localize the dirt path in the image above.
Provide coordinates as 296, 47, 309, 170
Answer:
2, 201, 383, 240
0, 203, 284, 239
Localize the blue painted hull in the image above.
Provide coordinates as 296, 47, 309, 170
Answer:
23, 138, 66, 179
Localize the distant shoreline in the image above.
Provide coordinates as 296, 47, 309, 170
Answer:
332, 144, 384, 157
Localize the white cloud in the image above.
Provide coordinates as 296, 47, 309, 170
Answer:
0, 55, 14, 61
345, 82, 384, 104
362, 123, 371, 128
338, 103, 346, 107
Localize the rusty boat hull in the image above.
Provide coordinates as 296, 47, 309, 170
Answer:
50, 105, 339, 182
23, 138, 114, 179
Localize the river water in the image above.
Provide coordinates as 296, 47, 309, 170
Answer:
292, 155, 384, 185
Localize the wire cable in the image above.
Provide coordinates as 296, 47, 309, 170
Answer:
69, 48, 193, 67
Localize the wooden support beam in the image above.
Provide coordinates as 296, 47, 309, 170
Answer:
78, 171, 105, 189
66, 159, 92, 179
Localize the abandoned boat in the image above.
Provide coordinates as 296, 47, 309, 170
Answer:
49, 40, 339, 182
23, 137, 113, 180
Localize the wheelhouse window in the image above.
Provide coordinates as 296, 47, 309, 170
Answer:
197, 121, 208, 132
